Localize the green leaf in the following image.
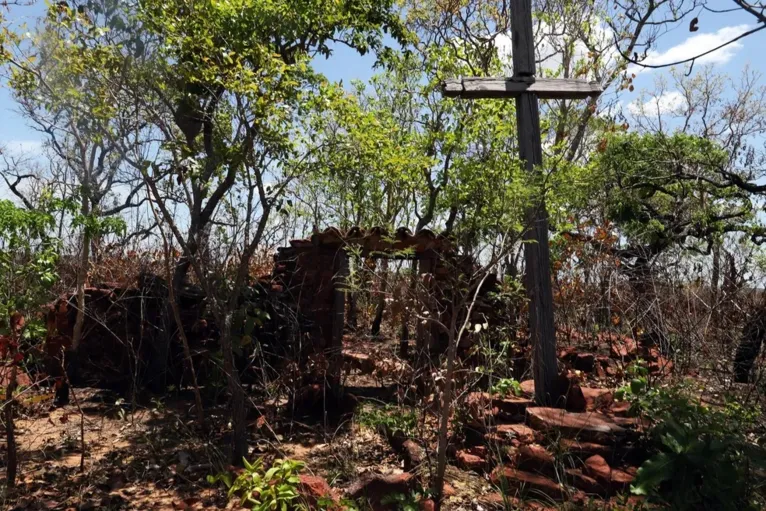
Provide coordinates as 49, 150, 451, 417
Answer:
264, 466, 279, 481
631, 452, 674, 496
630, 377, 647, 395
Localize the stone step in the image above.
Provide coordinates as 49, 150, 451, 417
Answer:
612, 415, 650, 432
582, 455, 635, 494
611, 400, 631, 417
342, 350, 375, 373
485, 423, 541, 446
526, 407, 626, 444
465, 392, 532, 427
513, 443, 556, 476
489, 462, 627, 503
455, 449, 487, 472
581, 388, 614, 411
517, 380, 614, 413
493, 396, 534, 419
519, 379, 535, 397
564, 468, 604, 496
558, 439, 616, 459
490, 467, 567, 501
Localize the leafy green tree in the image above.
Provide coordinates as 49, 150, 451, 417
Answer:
131, 0, 407, 462
574, 132, 753, 347
8, 1, 153, 406
0, 199, 58, 489
8, 0, 407, 463
596, 133, 752, 266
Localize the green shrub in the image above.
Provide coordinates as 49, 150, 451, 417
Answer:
208, 458, 306, 511
380, 489, 430, 511
208, 458, 360, 511
490, 377, 522, 397
356, 404, 417, 437
616, 380, 766, 510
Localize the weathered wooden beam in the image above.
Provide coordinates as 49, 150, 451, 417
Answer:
511, 0, 535, 77
443, 77, 603, 100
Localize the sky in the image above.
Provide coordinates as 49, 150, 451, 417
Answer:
1, 3, 765, 157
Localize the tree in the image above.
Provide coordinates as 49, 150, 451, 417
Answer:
0, 199, 58, 490
7, 1, 154, 402
7, 0, 407, 462
129, 0, 407, 462
583, 132, 752, 347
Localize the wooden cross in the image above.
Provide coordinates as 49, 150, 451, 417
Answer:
443, 0, 603, 406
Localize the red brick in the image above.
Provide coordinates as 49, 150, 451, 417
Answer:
526, 407, 626, 444
611, 400, 631, 417
347, 472, 414, 508
581, 388, 613, 411
298, 475, 337, 507
495, 423, 538, 444
611, 337, 638, 359
565, 383, 588, 412
492, 396, 534, 418
520, 379, 535, 397
490, 467, 566, 501
564, 468, 603, 495
583, 455, 634, 492
455, 450, 485, 471
516, 444, 555, 474
559, 439, 615, 458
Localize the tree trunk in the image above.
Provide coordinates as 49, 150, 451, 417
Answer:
71, 201, 91, 353
168, 277, 205, 423
4, 364, 18, 491
712, 243, 721, 299
59, 197, 91, 405
723, 251, 738, 298
330, 252, 348, 393
220, 311, 247, 463
431, 313, 459, 510
149, 223, 209, 393
734, 311, 766, 383
371, 259, 389, 337
431, 269, 490, 510
711, 243, 721, 330
399, 260, 418, 359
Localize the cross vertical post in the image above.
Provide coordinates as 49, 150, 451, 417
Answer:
442, 0, 602, 406
511, 0, 558, 406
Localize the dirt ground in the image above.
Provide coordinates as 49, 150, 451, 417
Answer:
1, 383, 503, 511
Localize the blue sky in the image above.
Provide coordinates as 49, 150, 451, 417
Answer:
1, 3, 765, 153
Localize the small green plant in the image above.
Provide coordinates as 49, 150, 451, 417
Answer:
114, 398, 128, 421
380, 489, 429, 511
490, 377, 522, 397
208, 458, 306, 511
150, 396, 165, 413
318, 496, 359, 510
356, 404, 417, 437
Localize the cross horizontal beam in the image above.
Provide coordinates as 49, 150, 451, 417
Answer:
443, 77, 603, 100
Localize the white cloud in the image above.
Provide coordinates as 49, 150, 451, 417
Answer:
627, 90, 686, 116
629, 24, 750, 75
